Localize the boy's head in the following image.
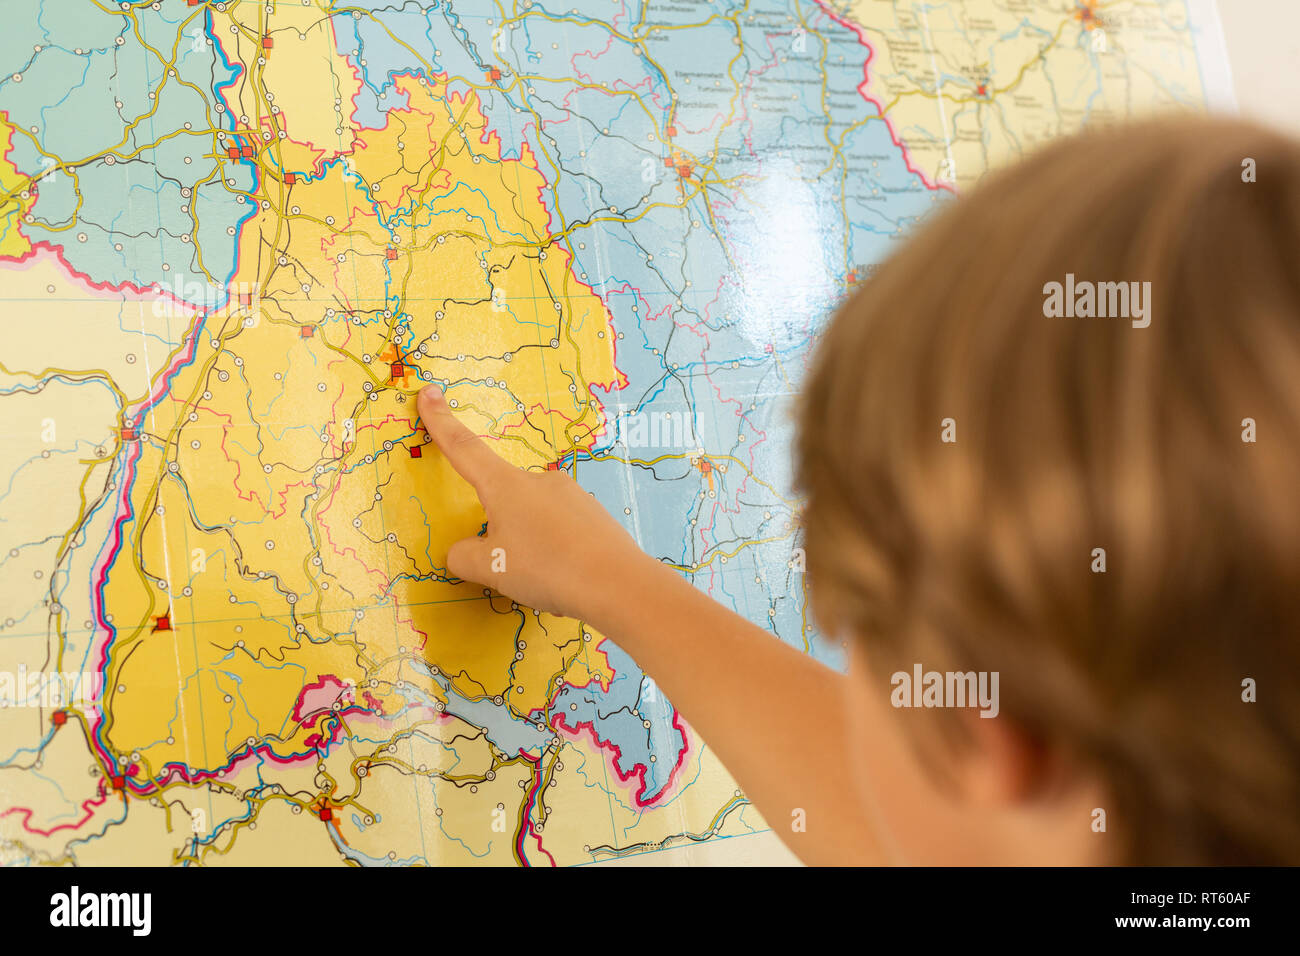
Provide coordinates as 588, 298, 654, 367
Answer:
797, 117, 1300, 864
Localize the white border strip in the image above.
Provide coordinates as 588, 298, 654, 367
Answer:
1186, 0, 1238, 114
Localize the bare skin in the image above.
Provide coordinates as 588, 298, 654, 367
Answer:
416, 386, 1110, 866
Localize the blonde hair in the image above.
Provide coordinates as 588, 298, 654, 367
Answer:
797, 117, 1300, 864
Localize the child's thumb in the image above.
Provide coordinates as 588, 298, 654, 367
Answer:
446, 536, 497, 584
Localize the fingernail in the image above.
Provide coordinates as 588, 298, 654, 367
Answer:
419, 384, 445, 406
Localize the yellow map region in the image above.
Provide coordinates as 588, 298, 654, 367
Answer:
97, 22, 636, 859
0, 122, 33, 259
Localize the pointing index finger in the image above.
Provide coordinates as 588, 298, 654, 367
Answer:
417, 386, 511, 492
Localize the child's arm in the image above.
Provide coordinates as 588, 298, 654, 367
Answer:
418, 387, 881, 865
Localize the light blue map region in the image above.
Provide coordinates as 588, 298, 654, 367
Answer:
0, 2, 250, 290
330, 1, 939, 799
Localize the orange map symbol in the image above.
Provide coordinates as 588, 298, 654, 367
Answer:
381, 344, 415, 388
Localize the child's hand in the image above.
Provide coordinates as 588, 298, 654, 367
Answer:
418, 387, 872, 866
417, 385, 658, 624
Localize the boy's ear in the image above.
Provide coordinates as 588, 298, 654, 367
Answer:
954, 709, 1054, 806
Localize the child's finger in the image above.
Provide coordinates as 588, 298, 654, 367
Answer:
417, 386, 513, 493
446, 535, 496, 584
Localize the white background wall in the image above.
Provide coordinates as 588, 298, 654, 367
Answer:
1218, 0, 1300, 135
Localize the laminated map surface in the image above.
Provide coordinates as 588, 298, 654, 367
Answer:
0, 0, 1232, 865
